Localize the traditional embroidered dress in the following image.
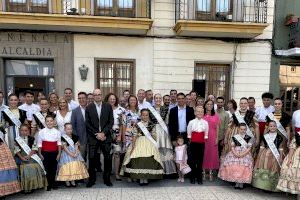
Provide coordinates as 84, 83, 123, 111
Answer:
120, 121, 164, 179
56, 134, 89, 181
37, 127, 61, 189
223, 110, 258, 156
122, 109, 140, 152
218, 134, 254, 183
0, 131, 21, 197
277, 134, 300, 194
2, 108, 26, 152
14, 135, 47, 192
150, 106, 176, 175
252, 131, 287, 192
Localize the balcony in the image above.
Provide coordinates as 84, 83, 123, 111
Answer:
275, 16, 300, 57
0, 0, 153, 35
174, 0, 269, 39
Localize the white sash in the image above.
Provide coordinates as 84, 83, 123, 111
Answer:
0, 130, 4, 141
264, 134, 281, 167
15, 129, 46, 174
148, 106, 169, 135
233, 134, 248, 148
3, 108, 22, 128
61, 134, 74, 148
267, 113, 288, 139
234, 111, 254, 138
33, 112, 46, 128
137, 122, 158, 148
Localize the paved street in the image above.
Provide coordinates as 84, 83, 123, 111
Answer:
6, 178, 297, 200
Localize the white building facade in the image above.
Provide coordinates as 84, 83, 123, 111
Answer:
73, 0, 274, 104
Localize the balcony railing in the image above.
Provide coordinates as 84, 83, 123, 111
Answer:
175, 0, 268, 23
286, 16, 300, 48
0, 0, 151, 18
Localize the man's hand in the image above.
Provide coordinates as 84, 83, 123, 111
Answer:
96, 132, 106, 141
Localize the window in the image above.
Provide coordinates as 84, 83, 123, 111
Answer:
96, 60, 135, 98
6, 0, 48, 13
95, 0, 135, 17
194, 63, 230, 100
196, 0, 232, 21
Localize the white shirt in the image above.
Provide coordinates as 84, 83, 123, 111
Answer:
187, 118, 209, 139
68, 100, 79, 110
94, 102, 102, 118
178, 106, 187, 132
37, 127, 61, 147
255, 105, 275, 122
55, 110, 72, 133
80, 106, 86, 121
18, 103, 40, 121
292, 109, 300, 128
138, 101, 151, 110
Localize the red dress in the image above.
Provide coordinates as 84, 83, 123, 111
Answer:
203, 114, 220, 170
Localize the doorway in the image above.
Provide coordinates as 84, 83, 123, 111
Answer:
5, 59, 55, 99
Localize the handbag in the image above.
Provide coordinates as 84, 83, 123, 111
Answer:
180, 163, 191, 175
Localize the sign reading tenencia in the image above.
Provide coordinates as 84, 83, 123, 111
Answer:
0, 32, 70, 56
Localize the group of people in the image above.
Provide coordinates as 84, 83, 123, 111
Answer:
0, 88, 299, 198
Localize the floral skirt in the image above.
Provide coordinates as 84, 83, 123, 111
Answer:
56, 146, 89, 181
252, 148, 284, 192
277, 147, 300, 194
19, 161, 48, 192
218, 146, 253, 183
120, 136, 164, 179
0, 143, 21, 197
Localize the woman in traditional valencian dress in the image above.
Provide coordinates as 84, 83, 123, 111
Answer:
218, 123, 254, 189
276, 131, 300, 195
252, 121, 287, 192
223, 98, 259, 157
14, 124, 47, 193
0, 128, 21, 197
1, 94, 27, 152
120, 109, 164, 186
150, 93, 176, 175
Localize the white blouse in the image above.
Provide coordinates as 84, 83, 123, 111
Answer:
187, 118, 209, 139
55, 110, 72, 133
255, 105, 275, 122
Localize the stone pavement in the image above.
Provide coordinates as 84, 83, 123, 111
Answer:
6, 178, 297, 200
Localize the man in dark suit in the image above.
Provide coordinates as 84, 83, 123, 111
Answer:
71, 92, 88, 160
85, 89, 114, 187
168, 92, 195, 145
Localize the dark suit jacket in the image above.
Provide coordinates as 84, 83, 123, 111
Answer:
85, 102, 114, 145
71, 106, 87, 145
168, 106, 195, 141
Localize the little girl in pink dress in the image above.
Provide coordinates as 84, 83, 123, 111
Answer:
175, 136, 188, 183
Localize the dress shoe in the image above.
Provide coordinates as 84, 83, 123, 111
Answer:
190, 178, 195, 184
86, 181, 95, 188
197, 179, 203, 185
104, 181, 113, 187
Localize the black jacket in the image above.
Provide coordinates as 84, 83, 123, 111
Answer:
168, 106, 195, 141
85, 102, 114, 144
